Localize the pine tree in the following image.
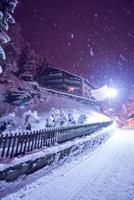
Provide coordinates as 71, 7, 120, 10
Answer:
3, 23, 24, 74
0, 0, 17, 72
17, 43, 29, 75
18, 43, 38, 78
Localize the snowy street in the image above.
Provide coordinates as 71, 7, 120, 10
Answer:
0, 0, 134, 199
2, 128, 134, 200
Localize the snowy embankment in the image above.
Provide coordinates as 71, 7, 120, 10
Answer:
0, 86, 110, 133
1, 128, 134, 200
29, 91, 110, 130
0, 124, 114, 197
0, 123, 113, 179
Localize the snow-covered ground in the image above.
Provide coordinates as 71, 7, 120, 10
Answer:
1, 128, 134, 200
19, 89, 108, 125
1, 89, 110, 133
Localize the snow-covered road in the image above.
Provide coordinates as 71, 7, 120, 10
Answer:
2, 128, 134, 200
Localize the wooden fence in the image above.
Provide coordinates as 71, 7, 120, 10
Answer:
0, 121, 112, 158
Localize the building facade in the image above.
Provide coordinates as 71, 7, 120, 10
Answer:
36, 65, 95, 98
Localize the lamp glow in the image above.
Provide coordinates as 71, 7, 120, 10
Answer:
107, 88, 117, 98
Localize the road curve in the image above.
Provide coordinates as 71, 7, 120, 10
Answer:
2, 128, 134, 200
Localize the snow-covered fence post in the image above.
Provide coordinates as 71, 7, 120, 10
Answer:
37, 130, 42, 149
34, 130, 38, 149
14, 132, 20, 156
27, 131, 32, 152
10, 132, 17, 157
43, 129, 47, 146
22, 132, 28, 155
39, 130, 43, 148
30, 130, 36, 151
1, 133, 8, 157
6, 133, 12, 157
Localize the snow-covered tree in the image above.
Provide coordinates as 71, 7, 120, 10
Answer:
60, 109, 68, 127
67, 111, 76, 126
18, 43, 42, 79
0, 112, 19, 133
45, 115, 55, 128
3, 23, 24, 74
22, 110, 40, 130
52, 108, 61, 127
0, 0, 17, 72
46, 108, 69, 128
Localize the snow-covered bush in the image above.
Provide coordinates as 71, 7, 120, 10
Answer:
46, 108, 70, 128
31, 111, 40, 123
45, 115, 55, 128
50, 108, 61, 127
67, 111, 76, 126
0, 110, 41, 133
59, 109, 68, 127
0, 112, 19, 133
22, 110, 40, 130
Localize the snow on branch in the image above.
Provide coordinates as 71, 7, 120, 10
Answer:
0, 0, 17, 72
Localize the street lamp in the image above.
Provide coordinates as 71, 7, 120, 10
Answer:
107, 88, 118, 117
107, 88, 117, 98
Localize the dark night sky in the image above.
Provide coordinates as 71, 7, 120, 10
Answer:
14, 0, 134, 96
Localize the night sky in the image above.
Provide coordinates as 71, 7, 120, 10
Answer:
15, 0, 134, 96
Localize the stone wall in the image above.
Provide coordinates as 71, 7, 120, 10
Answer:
0, 127, 113, 182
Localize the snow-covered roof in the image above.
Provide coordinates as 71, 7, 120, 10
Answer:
40, 64, 95, 88
47, 64, 82, 78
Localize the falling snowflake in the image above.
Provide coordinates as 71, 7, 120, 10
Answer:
120, 54, 128, 62
71, 33, 74, 39
128, 33, 134, 39
94, 14, 98, 18
118, 61, 122, 66
33, 9, 37, 13
90, 47, 94, 57
81, 50, 83, 54
126, 10, 132, 15
68, 42, 71, 47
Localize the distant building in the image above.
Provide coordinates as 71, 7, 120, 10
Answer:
81, 78, 95, 97
124, 88, 134, 116
36, 65, 95, 98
